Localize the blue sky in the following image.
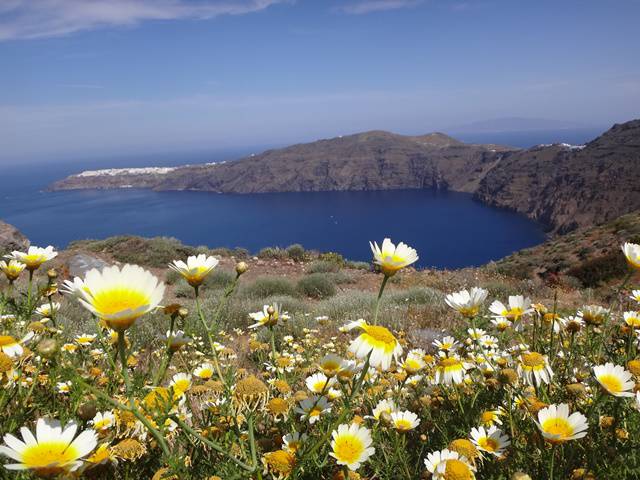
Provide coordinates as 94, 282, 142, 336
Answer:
1, 0, 639, 163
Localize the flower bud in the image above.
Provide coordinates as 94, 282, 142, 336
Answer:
36, 338, 58, 359
47, 268, 58, 280
77, 401, 98, 421
235, 261, 249, 275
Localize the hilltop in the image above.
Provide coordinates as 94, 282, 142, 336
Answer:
50, 119, 640, 234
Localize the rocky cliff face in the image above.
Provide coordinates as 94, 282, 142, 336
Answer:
50, 120, 640, 234
50, 131, 512, 194
474, 120, 640, 234
0, 220, 29, 255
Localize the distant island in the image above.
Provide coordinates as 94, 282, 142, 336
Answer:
50, 119, 640, 235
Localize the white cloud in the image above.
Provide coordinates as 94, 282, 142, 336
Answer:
336, 0, 423, 15
0, 0, 290, 41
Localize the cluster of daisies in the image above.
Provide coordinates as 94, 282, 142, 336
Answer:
0, 240, 639, 479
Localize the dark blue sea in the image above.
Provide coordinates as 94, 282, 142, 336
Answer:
0, 128, 598, 269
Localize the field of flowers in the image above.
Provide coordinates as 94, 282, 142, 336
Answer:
1, 238, 640, 479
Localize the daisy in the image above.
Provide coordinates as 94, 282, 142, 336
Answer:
470, 426, 510, 457
35, 302, 60, 317
367, 398, 397, 421
346, 319, 402, 371
5, 246, 57, 271
295, 396, 331, 424
490, 317, 512, 331
479, 335, 500, 350
369, 238, 418, 276
0, 332, 33, 358
282, 432, 307, 454
535, 404, 588, 444
168, 254, 219, 287
445, 288, 488, 318
390, 410, 420, 432
57, 381, 72, 394
248, 303, 290, 329
330, 423, 375, 471
60, 277, 89, 298
75, 334, 97, 346
479, 408, 505, 427
317, 353, 343, 377
401, 349, 427, 374
162, 330, 191, 351
578, 305, 609, 326
624, 311, 640, 328
91, 412, 115, 432
622, 242, 640, 270
490, 295, 532, 321
74, 264, 165, 331
0, 260, 25, 282
434, 354, 471, 385
435, 455, 476, 479
305, 373, 335, 394
593, 363, 635, 397
517, 352, 553, 386
425, 449, 474, 477
631, 290, 640, 304
433, 335, 459, 352
559, 315, 585, 333
193, 363, 215, 380
170, 373, 192, 397
0, 418, 97, 476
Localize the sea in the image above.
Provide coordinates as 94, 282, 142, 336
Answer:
0, 128, 600, 269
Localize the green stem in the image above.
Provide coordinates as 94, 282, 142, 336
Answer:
549, 446, 555, 480
117, 332, 134, 406
373, 274, 389, 325
248, 414, 262, 479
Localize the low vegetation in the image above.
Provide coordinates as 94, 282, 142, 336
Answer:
1, 238, 640, 479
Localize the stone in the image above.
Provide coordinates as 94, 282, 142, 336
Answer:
0, 220, 29, 255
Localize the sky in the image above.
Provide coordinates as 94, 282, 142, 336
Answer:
1, 0, 639, 164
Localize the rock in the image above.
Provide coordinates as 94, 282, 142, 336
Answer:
0, 220, 29, 255
68, 254, 108, 277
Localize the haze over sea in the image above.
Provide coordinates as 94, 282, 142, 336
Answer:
1, 129, 599, 269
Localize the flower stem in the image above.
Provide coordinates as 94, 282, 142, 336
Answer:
373, 274, 389, 325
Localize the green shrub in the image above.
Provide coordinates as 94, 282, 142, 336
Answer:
297, 273, 337, 299
566, 251, 629, 288
241, 276, 298, 299
165, 269, 183, 285
203, 269, 235, 290
286, 244, 306, 262
327, 272, 356, 285
318, 252, 345, 266
257, 247, 288, 260
306, 260, 340, 274
345, 261, 371, 271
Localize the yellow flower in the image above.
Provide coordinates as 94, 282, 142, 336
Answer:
0, 260, 25, 282
330, 423, 375, 471
168, 254, 219, 287
369, 238, 418, 276
346, 319, 402, 371
75, 264, 165, 331
0, 418, 97, 476
262, 450, 295, 479
535, 404, 588, 444
5, 246, 57, 271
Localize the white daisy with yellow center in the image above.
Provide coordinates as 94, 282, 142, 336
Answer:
622, 242, 640, 270
402, 349, 426, 374
624, 311, 640, 328
170, 373, 192, 397
0, 418, 97, 476
5, 246, 57, 271
593, 363, 635, 397
282, 432, 307, 454
35, 302, 60, 317
369, 238, 418, 276
631, 290, 640, 304
0, 332, 33, 358
470, 426, 510, 457
535, 403, 588, 444
366, 398, 397, 422
435, 456, 476, 479
75, 264, 165, 331
194, 363, 215, 380
0, 260, 25, 282
517, 352, 553, 386
345, 319, 402, 371
445, 288, 488, 318
489, 295, 532, 322
75, 334, 97, 346
390, 410, 420, 432
248, 303, 290, 329
434, 354, 470, 385
433, 336, 459, 352
168, 254, 219, 287
305, 372, 335, 394
425, 449, 475, 478
91, 412, 115, 432
295, 395, 331, 424
330, 423, 375, 471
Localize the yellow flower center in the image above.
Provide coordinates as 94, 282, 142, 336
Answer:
264, 450, 295, 474
598, 373, 623, 393
333, 434, 365, 465
478, 437, 499, 452
458, 306, 479, 317
21, 441, 80, 475
443, 459, 474, 480
541, 417, 574, 440
521, 352, 545, 368
394, 419, 413, 431
449, 439, 478, 460
439, 357, 463, 371
90, 288, 150, 317
363, 325, 396, 344
480, 411, 497, 424
320, 360, 341, 373
0, 336, 17, 347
